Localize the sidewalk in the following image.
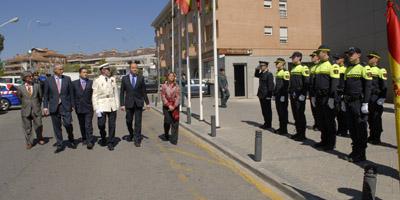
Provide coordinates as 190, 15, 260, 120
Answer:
151, 95, 399, 200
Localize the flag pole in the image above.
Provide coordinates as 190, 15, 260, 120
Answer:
178, 4, 183, 112
212, 0, 220, 127
186, 14, 192, 124
171, 0, 175, 73
386, 0, 400, 182
197, 0, 204, 121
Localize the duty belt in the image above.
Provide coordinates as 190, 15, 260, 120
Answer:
343, 95, 361, 102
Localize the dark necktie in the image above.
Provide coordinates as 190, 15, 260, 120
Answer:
131, 75, 136, 88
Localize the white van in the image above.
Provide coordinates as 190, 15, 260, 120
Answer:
0, 76, 22, 86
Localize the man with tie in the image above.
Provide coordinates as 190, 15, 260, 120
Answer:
120, 61, 150, 147
72, 67, 94, 149
43, 64, 76, 153
92, 63, 120, 151
16, 71, 45, 149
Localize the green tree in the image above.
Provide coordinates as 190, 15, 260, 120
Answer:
63, 63, 81, 72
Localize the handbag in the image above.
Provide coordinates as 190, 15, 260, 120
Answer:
172, 108, 180, 121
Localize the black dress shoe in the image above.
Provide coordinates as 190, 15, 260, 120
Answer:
99, 138, 107, 146
164, 134, 170, 141
68, 141, 77, 149
87, 143, 94, 150
54, 146, 65, 154
170, 140, 178, 145
294, 136, 306, 141
290, 133, 300, 139
313, 142, 326, 148
134, 142, 141, 147
345, 153, 366, 163
108, 144, 114, 151
322, 145, 335, 151
127, 135, 134, 142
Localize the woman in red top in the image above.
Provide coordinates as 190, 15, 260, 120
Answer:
161, 72, 180, 145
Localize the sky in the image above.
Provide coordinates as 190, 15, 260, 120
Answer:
0, 0, 168, 60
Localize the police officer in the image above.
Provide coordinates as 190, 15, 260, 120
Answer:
92, 63, 120, 151
343, 47, 372, 162
218, 68, 230, 108
273, 58, 290, 135
366, 52, 387, 145
288, 52, 309, 141
309, 51, 320, 131
255, 61, 274, 130
313, 45, 340, 150
333, 53, 349, 137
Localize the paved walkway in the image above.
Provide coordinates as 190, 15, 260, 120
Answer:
151, 95, 399, 200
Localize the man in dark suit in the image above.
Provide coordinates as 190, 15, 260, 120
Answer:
43, 64, 76, 153
255, 61, 275, 130
120, 61, 150, 147
72, 67, 94, 149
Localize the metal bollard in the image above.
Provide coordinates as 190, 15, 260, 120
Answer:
211, 115, 216, 137
254, 130, 262, 162
187, 107, 191, 124
155, 96, 158, 107
151, 94, 155, 103
362, 165, 378, 200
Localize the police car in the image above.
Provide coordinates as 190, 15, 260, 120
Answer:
0, 83, 21, 111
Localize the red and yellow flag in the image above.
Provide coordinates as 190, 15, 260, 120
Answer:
386, 0, 400, 177
176, 0, 191, 15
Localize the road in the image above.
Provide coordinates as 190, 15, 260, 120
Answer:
0, 109, 285, 200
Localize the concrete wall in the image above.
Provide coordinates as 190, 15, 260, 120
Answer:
322, 0, 398, 102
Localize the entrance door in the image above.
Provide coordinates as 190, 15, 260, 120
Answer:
234, 64, 246, 97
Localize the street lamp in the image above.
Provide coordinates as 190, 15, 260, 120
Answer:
0, 17, 19, 28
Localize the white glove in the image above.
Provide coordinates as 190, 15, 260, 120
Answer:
96, 110, 103, 118
361, 103, 369, 114
311, 97, 316, 107
341, 101, 347, 112
376, 98, 385, 106
280, 96, 285, 102
298, 95, 306, 102
328, 98, 335, 109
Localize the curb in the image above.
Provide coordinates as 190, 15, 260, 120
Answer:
152, 105, 306, 200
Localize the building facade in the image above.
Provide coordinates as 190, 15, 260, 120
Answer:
152, 0, 322, 98
4, 48, 66, 75
322, 0, 397, 101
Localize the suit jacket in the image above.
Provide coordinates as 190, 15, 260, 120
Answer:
43, 75, 73, 113
120, 74, 149, 108
72, 79, 93, 114
16, 83, 42, 117
255, 69, 274, 99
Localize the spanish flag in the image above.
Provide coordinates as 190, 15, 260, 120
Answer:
176, 0, 191, 15
386, 0, 400, 176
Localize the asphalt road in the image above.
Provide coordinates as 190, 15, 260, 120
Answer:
0, 109, 283, 200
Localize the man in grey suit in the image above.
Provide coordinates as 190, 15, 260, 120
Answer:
16, 71, 45, 149
43, 64, 76, 153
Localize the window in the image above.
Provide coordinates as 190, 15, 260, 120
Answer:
279, 0, 287, 18
264, 26, 273, 36
264, 0, 272, 8
280, 27, 288, 43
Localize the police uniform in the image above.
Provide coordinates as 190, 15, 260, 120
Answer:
343, 47, 372, 162
273, 58, 290, 135
366, 52, 387, 144
255, 61, 275, 129
309, 51, 320, 131
313, 46, 340, 150
92, 64, 120, 150
333, 54, 349, 137
288, 52, 310, 141
218, 70, 230, 108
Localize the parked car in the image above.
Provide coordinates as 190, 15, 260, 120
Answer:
0, 76, 23, 86
0, 84, 21, 111
145, 78, 159, 94
182, 79, 210, 97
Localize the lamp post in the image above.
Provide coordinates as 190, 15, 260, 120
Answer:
0, 17, 19, 28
